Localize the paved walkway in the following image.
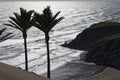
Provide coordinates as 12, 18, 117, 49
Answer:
0, 62, 49, 80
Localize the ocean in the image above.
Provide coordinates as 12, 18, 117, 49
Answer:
0, 0, 120, 75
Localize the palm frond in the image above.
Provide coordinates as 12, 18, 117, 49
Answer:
4, 22, 22, 32
20, 8, 34, 21
0, 33, 13, 42
4, 23, 17, 29
8, 20, 22, 31
34, 12, 47, 28
9, 17, 21, 27
4, 8, 34, 33
0, 28, 13, 42
14, 12, 25, 24
34, 6, 64, 34
27, 10, 34, 21
43, 6, 52, 23
20, 7, 27, 16
48, 17, 64, 32
34, 22, 46, 32
0, 28, 6, 35
20, 8, 27, 21
52, 11, 60, 21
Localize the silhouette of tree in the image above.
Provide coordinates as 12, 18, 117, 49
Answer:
4, 8, 34, 71
34, 6, 64, 78
0, 28, 12, 43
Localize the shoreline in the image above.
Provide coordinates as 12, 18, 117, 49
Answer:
42, 55, 106, 80
0, 53, 107, 80
79, 52, 120, 80
82, 67, 120, 80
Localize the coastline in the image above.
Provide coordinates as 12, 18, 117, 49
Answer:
82, 67, 120, 80
51, 60, 105, 80
80, 52, 120, 80
42, 53, 106, 80
0, 52, 106, 80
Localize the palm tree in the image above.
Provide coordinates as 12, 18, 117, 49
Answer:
4, 8, 34, 71
34, 6, 64, 78
0, 28, 12, 43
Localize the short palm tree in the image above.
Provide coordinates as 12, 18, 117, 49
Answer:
0, 28, 12, 43
34, 6, 64, 78
4, 8, 34, 71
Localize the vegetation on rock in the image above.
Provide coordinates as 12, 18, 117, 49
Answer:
85, 33, 120, 70
62, 22, 120, 50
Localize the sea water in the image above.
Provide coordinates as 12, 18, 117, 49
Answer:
0, 0, 120, 74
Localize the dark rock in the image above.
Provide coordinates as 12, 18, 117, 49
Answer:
62, 22, 120, 50
85, 34, 120, 70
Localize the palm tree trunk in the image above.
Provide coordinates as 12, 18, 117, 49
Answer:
23, 32, 28, 71
45, 33, 50, 78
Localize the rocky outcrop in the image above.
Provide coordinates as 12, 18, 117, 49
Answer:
85, 34, 120, 70
62, 22, 120, 50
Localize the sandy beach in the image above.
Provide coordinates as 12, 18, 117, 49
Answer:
82, 67, 120, 80
43, 59, 105, 80
48, 59, 120, 80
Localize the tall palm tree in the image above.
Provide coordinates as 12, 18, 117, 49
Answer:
34, 6, 64, 78
4, 8, 34, 71
0, 28, 12, 43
